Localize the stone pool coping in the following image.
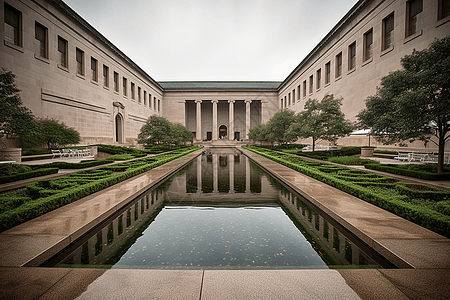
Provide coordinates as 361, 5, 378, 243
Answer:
1, 147, 450, 299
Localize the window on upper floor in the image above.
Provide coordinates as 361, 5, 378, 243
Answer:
292, 89, 295, 103
316, 69, 321, 90
407, 0, 423, 37
76, 48, 84, 76
363, 29, 373, 62
144, 91, 147, 106
114, 72, 119, 92
91, 57, 98, 82
382, 13, 394, 50
348, 42, 356, 71
131, 82, 135, 99
335, 52, 342, 78
438, 0, 450, 20
123, 77, 127, 96
297, 85, 300, 100
4, 3, 21, 47
325, 62, 331, 84
103, 65, 109, 88
309, 75, 313, 95
35, 22, 47, 58
58, 36, 68, 68
303, 80, 307, 97
138, 86, 141, 103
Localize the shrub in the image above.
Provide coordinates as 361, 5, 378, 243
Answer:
365, 163, 450, 180
0, 167, 59, 184
395, 182, 450, 202
373, 150, 398, 155
328, 156, 376, 165
436, 201, 450, 216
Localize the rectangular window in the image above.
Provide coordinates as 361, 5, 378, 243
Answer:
439, 0, 450, 20
316, 69, 321, 90
303, 80, 307, 97
35, 22, 47, 58
284, 96, 287, 107
144, 91, 147, 106
58, 36, 68, 68
280, 98, 284, 109
154, 97, 156, 109
91, 57, 98, 82
103, 65, 109, 87
4, 4, 21, 46
364, 29, 373, 62
297, 85, 300, 100
131, 82, 135, 99
288, 93, 291, 106
123, 77, 127, 96
158, 99, 160, 112
309, 75, 313, 95
348, 42, 356, 71
407, 0, 423, 37
292, 89, 295, 103
325, 62, 331, 84
336, 52, 342, 78
76, 48, 84, 76
383, 13, 394, 50
149, 94, 152, 108
138, 87, 141, 103
114, 72, 119, 92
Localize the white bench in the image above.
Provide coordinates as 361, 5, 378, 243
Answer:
394, 152, 409, 161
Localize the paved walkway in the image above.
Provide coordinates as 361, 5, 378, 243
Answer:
0, 149, 450, 299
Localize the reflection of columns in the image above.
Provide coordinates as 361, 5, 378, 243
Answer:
213, 154, 218, 192
245, 156, 250, 193
197, 155, 202, 193
245, 99, 252, 140
228, 100, 235, 140
212, 99, 218, 140
195, 99, 202, 141
229, 154, 234, 193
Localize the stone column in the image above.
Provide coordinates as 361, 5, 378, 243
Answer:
195, 99, 202, 141
245, 99, 252, 140
245, 156, 251, 193
229, 154, 235, 193
228, 100, 235, 140
212, 99, 218, 140
213, 154, 218, 193
197, 155, 202, 194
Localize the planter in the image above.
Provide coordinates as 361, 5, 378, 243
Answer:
0, 148, 22, 162
361, 147, 375, 157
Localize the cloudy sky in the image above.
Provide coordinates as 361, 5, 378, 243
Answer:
64, 0, 358, 82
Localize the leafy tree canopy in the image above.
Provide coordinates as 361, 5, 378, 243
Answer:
138, 116, 192, 148
357, 36, 450, 172
248, 123, 269, 144
265, 110, 297, 145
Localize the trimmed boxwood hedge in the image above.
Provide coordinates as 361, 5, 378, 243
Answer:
395, 182, 450, 202
365, 163, 450, 181
244, 146, 450, 238
0, 146, 201, 232
0, 168, 59, 184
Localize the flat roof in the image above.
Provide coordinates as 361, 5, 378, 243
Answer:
158, 81, 282, 91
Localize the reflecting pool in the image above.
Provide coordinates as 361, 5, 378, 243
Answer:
46, 148, 392, 269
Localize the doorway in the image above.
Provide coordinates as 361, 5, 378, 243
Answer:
115, 114, 123, 143
219, 125, 227, 139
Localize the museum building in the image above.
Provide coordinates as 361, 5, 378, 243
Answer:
1, 0, 449, 150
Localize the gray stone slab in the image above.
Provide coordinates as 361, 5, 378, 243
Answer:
201, 270, 361, 300
75, 269, 203, 300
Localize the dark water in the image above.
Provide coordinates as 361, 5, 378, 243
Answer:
46, 148, 392, 269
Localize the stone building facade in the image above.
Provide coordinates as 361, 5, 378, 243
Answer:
1, 0, 449, 150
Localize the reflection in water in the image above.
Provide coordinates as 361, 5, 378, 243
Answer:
47, 148, 390, 269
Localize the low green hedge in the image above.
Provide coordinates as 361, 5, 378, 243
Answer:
436, 201, 450, 216
296, 147, 362, 160
244, 146, 450, 238
0, 146, 201, 232
365, 163, 450, 181
373, 150, 398, 155
0, 168, 59, 184
395, 182, 450, 202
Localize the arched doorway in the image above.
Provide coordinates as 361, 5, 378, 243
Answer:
115, 113, 123, 143
219, 125, 227, 139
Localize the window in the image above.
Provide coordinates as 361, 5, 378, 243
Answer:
4, 4, 21, 46
149, 94, 152, 108
309, 75, 313, 95
325, 62, 331, 84
439, 0, 450, 20
103, 65, 109, 87
292, 89, 295, 103
363, 29, 373, 61
316, 69, 321, 90
123, 77, 127, 96
58, 36, 68, 68
297, 85, 300, 100
288, 93, 291, 106
280, 98, 283, 109
144, 91, 147, 106
91, 57, 98, 82
114, 72, 119, 92
303, 80, 307, 97
348, 42, 356, 71
35, 22, 47, 58
76, 48, 84, 75
284, 96, 287, 107
131, 82, 135, 99
407, 0, 423, 37
383, 13, 394, 50
138, 87, 141, 103
336, 52, 342, 78
154, 97, 156, 109
158, 99, 160, 112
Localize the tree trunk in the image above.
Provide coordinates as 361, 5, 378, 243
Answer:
312, 137, 316, 152
438, 135, 445, 173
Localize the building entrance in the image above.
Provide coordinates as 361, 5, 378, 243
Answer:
219, 125, 227, 139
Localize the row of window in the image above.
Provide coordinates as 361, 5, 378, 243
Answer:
4, 2, 161, 112
281, 0, 450, 109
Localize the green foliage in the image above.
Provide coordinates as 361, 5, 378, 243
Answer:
373, 150, 398, 155
0, 164, 32, 175
296, 147, 362, 160
288, 95, 354, 151
436, 201, 450, 216
357, 37, 450, 173
22, 148, 52, 156
244, 146, 450, 238
265, 110, 297, 145
328, 156, 375, 165
137, 116, 192, 147
0, 146, 201, 232
0, 69, 38, 139
248, 123, 269, 144
0, 167, 58, 184
395, 182, 450, 202
365, 163, 450, 181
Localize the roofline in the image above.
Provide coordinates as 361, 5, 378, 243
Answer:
278, 0, 368, 92
50, 0, 164, 90
159, 81, 282, 92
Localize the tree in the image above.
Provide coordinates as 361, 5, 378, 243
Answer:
288, 95, 354, 151
138, 115, 173, 147
169, 122, 193, 145
0, 69, 38, 146
357, 37, 450, 173
248, 123, 269, 145
265, 110, 297, 145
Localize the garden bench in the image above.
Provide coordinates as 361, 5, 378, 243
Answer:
52, 150, 63, 159
409, 153, 429, 162
393, 152, 409, 161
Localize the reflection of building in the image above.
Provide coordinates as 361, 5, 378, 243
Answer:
1, 0, 449, 150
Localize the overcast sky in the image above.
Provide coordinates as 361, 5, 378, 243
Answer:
64, 0, 358, 82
